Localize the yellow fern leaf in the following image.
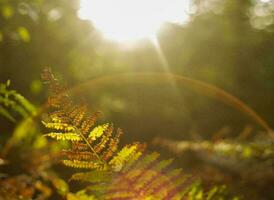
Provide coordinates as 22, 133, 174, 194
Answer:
42, 121, 75, 131
62, 159, 103, 169
109, 144, 141, 171
45, 133, 81, 141
88, 123, 109, 140
51, 116, 62, 123
93, 125, 113, 153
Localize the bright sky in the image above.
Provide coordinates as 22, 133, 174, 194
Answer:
78, 0, 191, 43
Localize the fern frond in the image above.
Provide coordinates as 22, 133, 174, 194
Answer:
109, 144, 143, 171
104, 153, 194, 200
41, 67, 67, 96
51, 177, 69, 197
67, 105, 85, 121
72, 142, 89, 151
0, 81, 36, 121
80, 111, 100, 135
0, 105, 16, 122
93, 125, 113, 153
102, 129, 123, 161
72, 105, 87, 127
0, 94, 27, 118
62, 150, 95, 161
88, 123, 109, 141
70, 171, 111, 183
186, 183, 232, 200
11, 92, 36, 115
125, 152, 160, 173
62, 160, 102, 169
45, 133, 81, 141
42, 121, 75, 132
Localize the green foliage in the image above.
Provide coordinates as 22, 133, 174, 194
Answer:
0, 81, 40, 155
0, 80, 36, 122
0, 82, 68, 200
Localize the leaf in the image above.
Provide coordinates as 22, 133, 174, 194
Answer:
70, 171, 111, 183
0, 85, 36, 119
11, 92, 36, 115
0, 105, 16, 122
45, 133, 81, 141
1, 117, 39, 156
52, 177, 69, 197
109, 144, 141, 171
88, 123, 109, 140
42, 121, 75, 131
62, 160, 103, 169
0, 96, 28, 117
80, 112, 100, 134
102, 128, 123, 161
206, 186, 218, 200
93, 125, 113, 154
62, 149, 96, 161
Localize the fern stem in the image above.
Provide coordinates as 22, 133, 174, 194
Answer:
77, 129, 106, 164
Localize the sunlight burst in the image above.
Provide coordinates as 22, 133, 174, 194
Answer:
78, 0, 191, 43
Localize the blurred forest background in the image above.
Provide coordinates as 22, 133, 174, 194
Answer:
0, 0, 274, 199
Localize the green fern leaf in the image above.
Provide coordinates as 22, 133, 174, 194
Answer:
0, 105, 16, 122
11, 92, 36, 115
